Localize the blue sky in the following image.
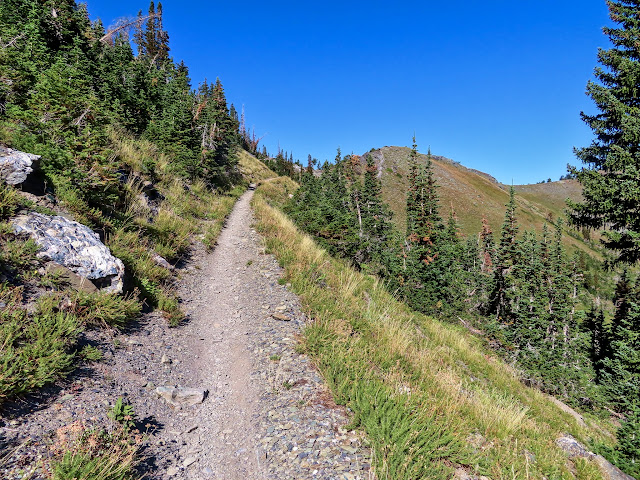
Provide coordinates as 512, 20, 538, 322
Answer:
87, 1, 611, 184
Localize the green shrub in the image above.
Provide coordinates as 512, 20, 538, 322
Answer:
0, 309, 79, 402
79, 345, 103, 362
0, 183, 21, 219
36, 291, 141, 329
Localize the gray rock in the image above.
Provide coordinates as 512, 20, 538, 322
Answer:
182, 457, 197, 468
155, 386, 207, 407
0, 147, 40, 185
166, 466, 179, 476
153, 253, 174, 271
44, 262, 98, 293
12, 212, 125, 293
594, 454, 637, 480
556, 435, 636, 480
555, 435, 593, 459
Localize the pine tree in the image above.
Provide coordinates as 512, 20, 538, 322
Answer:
568, 0, 640, 264
403, 141, 447, 313
614, 404, 640, 477
361, 154, 393, 269
406, 136, 419, 237
488, 187, 519, 321
479, 216, 495, 273
600, 271, 640, 411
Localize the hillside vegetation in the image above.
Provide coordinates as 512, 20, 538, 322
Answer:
368, 146, 595, 256
253, 176, 613, 480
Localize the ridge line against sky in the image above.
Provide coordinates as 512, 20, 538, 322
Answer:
87, 1, 612, 185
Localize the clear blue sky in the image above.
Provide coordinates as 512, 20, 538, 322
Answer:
86, 0, 611, 184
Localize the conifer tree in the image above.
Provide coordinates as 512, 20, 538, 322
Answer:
600, 271, 640, 411
569, 0, 640, 264
406, 136, 419, 237
403, 141, 447, 312
614, 404, 640, 477
361, 154, 393, 269
488, 187, 519, 321
479, 216, 495, 274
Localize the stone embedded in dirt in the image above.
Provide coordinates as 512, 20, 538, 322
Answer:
155, 386, 208, 407
453, 468, 490, 480
44, 262, 98, 293
0, 146, 40, 185
271, 313, 291, 322
152, 253, 174, 271
182, 457, 197, 468
161, 354, 172, 365
166, 466, 179, 476
12, 212, 125, 293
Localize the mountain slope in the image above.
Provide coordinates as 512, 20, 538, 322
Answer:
252, 177, 619, 480
364, 146, 595, 255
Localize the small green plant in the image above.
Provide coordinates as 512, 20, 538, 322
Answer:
79, 345, 103, 362
246, 259, 253, 266
282, 381, 293, 390
269, 354, 281, 362
157, 289, 184, 327
0, 309, 80, 404
107, 398, 137, 432
0, 183, 22, 219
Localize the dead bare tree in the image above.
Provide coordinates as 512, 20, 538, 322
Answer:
0, 33, 26, 50
99, 14, 158, 45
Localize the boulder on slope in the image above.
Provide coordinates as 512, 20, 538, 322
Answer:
0, 147, 40, 185
12, 212, 125, 293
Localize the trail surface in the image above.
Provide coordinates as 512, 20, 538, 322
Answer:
0, 190, 371, 479
161, 190, 372, 479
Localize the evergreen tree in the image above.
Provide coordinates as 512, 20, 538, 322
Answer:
614, 404, 640, 477
569, 0, 640, 264
600, 271, 640, 411
488, 187, 519, 321
361, 154, 393, 270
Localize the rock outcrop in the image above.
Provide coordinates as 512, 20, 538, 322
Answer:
0, 147, 40, 185
12, 213, 125, 293
556, 435, 636, 480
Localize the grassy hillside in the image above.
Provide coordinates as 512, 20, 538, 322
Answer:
364, 146, 594, 255
252, 177, 616, 480
237, 149, 278, 182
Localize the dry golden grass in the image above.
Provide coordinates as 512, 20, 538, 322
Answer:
372, 146, 597, 257
237, 149, 278, 181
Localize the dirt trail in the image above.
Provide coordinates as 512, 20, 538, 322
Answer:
166, 190, 372, 479
177, 190, 265, 478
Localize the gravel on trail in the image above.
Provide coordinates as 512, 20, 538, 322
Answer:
0, 190, 372, 480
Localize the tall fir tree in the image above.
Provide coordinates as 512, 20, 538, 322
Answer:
568, 0, 640, 264
488, 187, 519, 321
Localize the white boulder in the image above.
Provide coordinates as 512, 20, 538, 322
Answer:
0, 147, 40, 185
12, 212, 125, 293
